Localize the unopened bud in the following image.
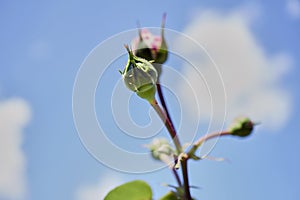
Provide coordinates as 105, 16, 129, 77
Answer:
120, 45, 158, 101
228, 117, 255, 137
147, 138, 175, 166
131, 14, 168, 77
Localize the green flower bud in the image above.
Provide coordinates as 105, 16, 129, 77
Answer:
121, 45, 158, 101
228, 117, 255, 137
147, 138, 175, 166
131, 14, 168, 74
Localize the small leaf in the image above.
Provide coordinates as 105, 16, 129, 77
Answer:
159, 191, 180, 200
104, 180, 152, 200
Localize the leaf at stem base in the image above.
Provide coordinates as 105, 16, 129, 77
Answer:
104, 180, 152, 200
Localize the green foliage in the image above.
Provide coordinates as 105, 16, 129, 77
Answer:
159, 191, 180, 200
104, 180, 152, 200
159, 191, 196, 200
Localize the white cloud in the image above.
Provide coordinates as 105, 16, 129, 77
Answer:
75, 174, 123, 200
0, 98, 31, 199
286, 0, 300, 19
175, 9, 292, 130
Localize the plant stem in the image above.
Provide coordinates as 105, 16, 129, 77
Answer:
172, 168, 182, 188
150, 99, 182, 153
157, 82, 184, 187
187, 131, 231, 159
157, 83, 174, 132
156, 83, 179, 151
181, 157, 192, 200
150, 98, 194, 199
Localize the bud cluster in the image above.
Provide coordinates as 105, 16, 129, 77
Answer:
121, 15, 169, 101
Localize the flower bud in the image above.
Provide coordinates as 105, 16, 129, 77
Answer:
131, 14, 168, 67
120, 45, 158, 101
147, 138, 175, 166
228, 117, 255, 137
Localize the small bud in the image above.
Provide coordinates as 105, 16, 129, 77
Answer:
131, 14, 168, 76
228, 117, 255, 137
121, 45, 158, 101
147, 138, 175, 166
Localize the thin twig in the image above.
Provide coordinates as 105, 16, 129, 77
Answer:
187, 131, 231, 159
172, 168, 182, 188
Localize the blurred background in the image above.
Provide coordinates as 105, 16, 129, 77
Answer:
1, 0, 300, 199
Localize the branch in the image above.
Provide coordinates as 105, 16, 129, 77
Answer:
187, 131, 231, 159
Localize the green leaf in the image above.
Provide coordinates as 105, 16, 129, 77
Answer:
159, 191, 180, 200
104, 180, 152, 200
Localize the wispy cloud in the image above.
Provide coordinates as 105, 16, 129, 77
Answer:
286, 0, 300, 19
75, 174, 123, 200
0, 98, 31, 200
175, 8, 292, 130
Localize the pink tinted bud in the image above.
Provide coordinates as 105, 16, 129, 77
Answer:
131, 14, 168, 67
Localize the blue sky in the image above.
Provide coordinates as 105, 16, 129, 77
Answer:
1, 0, 300, 200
